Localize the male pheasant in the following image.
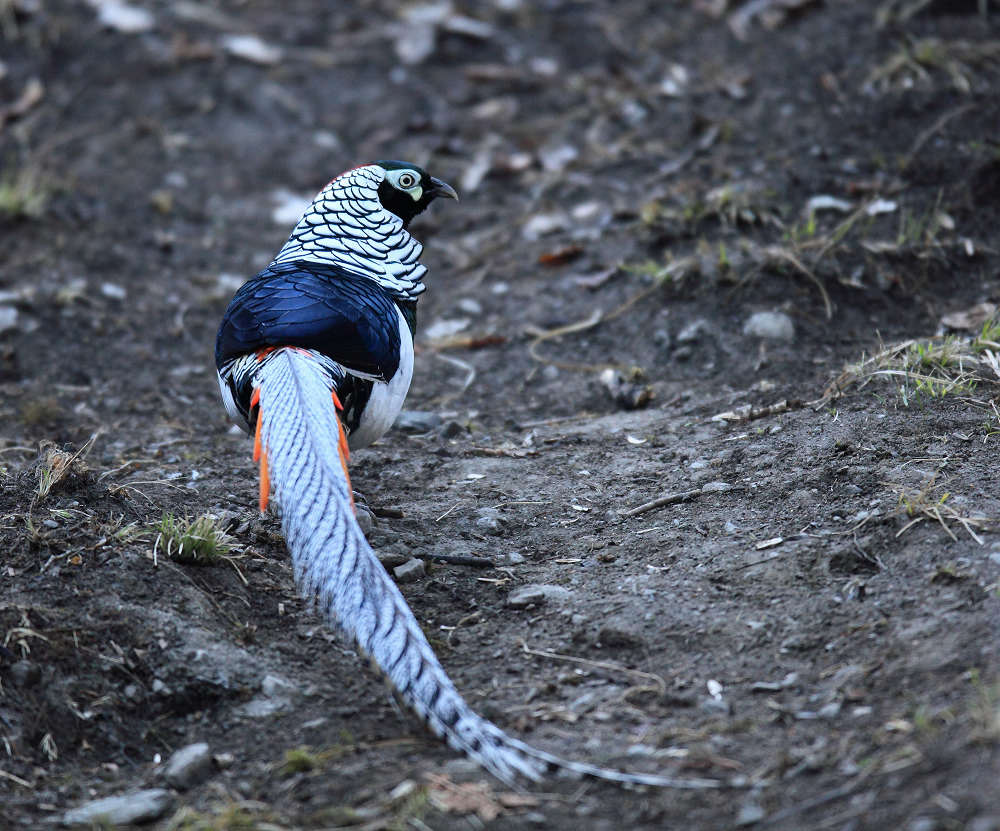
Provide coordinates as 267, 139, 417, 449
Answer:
215, 161, 717, 789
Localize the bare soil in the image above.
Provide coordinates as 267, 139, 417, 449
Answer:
1, 1, 999, 829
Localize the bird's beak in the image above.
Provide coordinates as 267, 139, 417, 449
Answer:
429, 177, 459, 202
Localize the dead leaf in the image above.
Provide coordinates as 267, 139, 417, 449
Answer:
941, 302, 997, 333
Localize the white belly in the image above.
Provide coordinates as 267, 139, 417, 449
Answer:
347, 306, 414, 450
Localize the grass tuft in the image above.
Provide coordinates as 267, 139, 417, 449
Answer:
154, 513, 234, 565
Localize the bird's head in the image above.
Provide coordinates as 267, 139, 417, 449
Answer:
374, 160, 458, 228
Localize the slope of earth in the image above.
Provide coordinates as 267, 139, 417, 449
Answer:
0, 1, 998, 829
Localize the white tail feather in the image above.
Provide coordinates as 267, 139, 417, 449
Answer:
254, 348, 721, 789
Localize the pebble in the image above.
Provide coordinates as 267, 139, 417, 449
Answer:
93, 1, 155, 34
9, 660, 40, 687
394, 410, 443, 433
164, 742, 213, 790
474, 508, 503, 534
63, 789, 172, 826
699, 696, 731, 715
456, 297, 482, 315
596, 621, 645, 648
502, 551, 526, 565
507, 584, 572, 608
701, 481, 733, 493
376, 542, 410, 569
0, 306, 19, 333
743, 311, 795, 341
394, 558, 426, 583
355, 505, 375, 536
676, 318, 711, 344
736, 801, 765, 826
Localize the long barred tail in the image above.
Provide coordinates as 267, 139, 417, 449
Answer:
253, 347, 721, 789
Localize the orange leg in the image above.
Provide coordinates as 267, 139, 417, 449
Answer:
331, 390, 354, 509
251, 387, 270, 512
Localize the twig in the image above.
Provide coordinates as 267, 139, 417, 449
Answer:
520, 640, 666, 694
762, 246, 832, 319
622, 488, 704, 518
0, 768, 32, 788
434, 353, 476, 405
418, 552, 493, 568
901, 104, 973, 172
528, 281, 664, 371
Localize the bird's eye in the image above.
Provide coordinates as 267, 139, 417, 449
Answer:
397, 172, 417, 189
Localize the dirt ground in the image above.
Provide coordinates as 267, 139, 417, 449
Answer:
1, 1, 999, 828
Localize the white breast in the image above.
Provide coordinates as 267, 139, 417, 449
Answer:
346, 306, 414, 450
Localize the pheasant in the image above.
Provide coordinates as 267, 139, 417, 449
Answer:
215, 161, 717, 789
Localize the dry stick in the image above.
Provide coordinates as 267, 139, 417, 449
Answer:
417, 552, 493, 568
622, 488, 704, 518
528, 281, 664, 371
901, 104, 973, 172
520, 640, 667, 694
763, 246, 832, 320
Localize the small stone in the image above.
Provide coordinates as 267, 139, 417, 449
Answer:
818, 701, 842, 719
701, 481, 733, 493
699, 696, 731, 715
474, 508, 503, 534
355, 505, 375, 536
502, 551, 526, 565
376, 542, 410, 569
596, 621, 645, 649
0, 306, 19, 333
456, 297, 482, 315
9, 660, 40, 687
394, 410, 443, 433
94, 1, 155, 34
439, 420, 465, 439
736, 801, 765, 826
100, 282, 127, 300
221, 34, 283, 65
63, 789, 172, 826
507, 584, 572, 608
743, 311, 795, 341
676, 318, 711, 344
394, 558, 426, 583
164, 742, 212, 790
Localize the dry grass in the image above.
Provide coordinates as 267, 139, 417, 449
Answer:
822, 319, 1000, 407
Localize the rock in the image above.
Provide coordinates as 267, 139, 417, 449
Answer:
0, 306, 18, 334
238, 674, 295, 718
439, 420, 465, 439
63, 789, 172, 826
736, 801, 765, 826
164, 742, 212, 790
394, 558, 426, 583
100, 282, 126, 300
599, 368, 653, 410
376, 542, 410, 569
676, 318, 712, 344
9, 660, 40, 687
596, 621, 645, 648
456, 297, 482, 315
221, 34, 283, 65
701, 481, 733, 493
394, 410, 443, 433
502, 551, 526, 565
507, 584, 572, 608
743, 311, 794, 341
474, 508, 503, 534
355, 504, 375, 536
92, 1, 155, 34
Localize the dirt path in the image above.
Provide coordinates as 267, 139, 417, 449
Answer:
1, 2, 998, 828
